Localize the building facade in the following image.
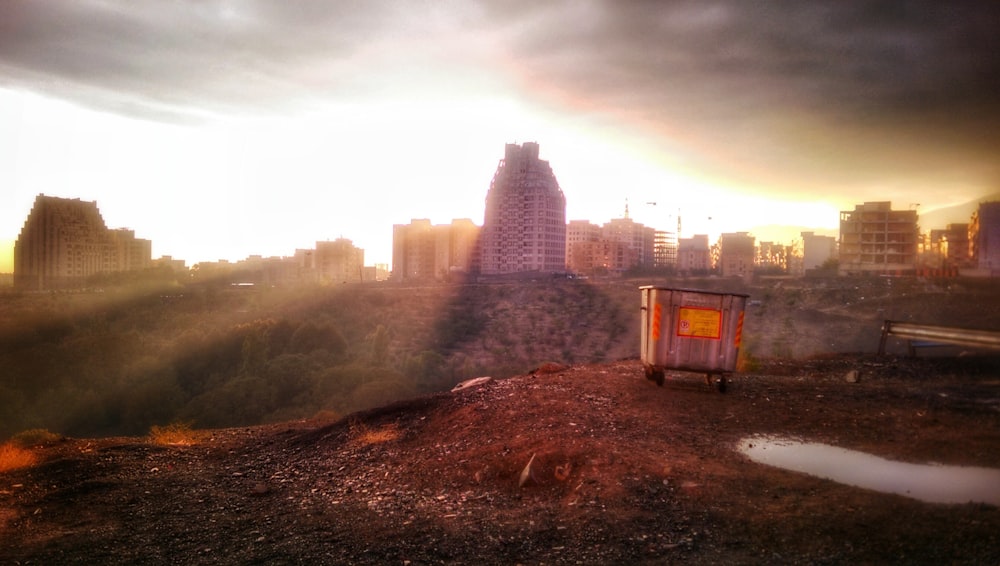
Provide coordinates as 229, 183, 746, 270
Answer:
392, 218, 480, 280
676, 235, 710, 274
654, 230, 678, 269
480, 142, 567, 275
925, 223, 971, 272
717, 232, 756, 278
603, 215, 655, 269
970, 201, 1000, 274
565, 220, 602, 274
14, 194, 152, 290
838, 201, 918, 276
800, 231, 837, 273
314, 238, 364, 284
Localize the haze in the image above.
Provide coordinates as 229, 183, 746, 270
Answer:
2, 1, 998, 271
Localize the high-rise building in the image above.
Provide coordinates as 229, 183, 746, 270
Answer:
314, 238, 364, 284
838, 201, 918, 276
603, 213, 655, 269
14, 194, 151, 290
565, 220, 601, 274
480, 142, 567, 275
392, 218, 480, 280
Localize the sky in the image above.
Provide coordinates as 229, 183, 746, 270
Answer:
2, 1, 999, 272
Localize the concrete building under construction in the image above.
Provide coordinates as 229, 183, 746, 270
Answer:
14, 194, 152, 290
479, 142, 567, 275
838, 201, 919, 276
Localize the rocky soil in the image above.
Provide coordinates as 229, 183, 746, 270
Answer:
2, 354, 999, 565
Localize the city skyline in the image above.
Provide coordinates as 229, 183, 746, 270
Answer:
2, 2, 998, 272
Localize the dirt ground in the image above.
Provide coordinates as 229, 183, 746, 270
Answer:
2, 354, 1000, 565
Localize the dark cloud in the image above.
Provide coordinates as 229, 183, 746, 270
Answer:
495, 1, 1000, 195
1, 0, 997, 197
0, 0, 473, 119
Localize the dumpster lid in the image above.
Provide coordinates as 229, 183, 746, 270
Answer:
638, 285, 750, 298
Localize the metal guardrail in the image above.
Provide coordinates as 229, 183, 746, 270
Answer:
878, 320, 1000, 356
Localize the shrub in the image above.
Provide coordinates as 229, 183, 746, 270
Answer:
349, 419, 400, 446
9, 428, 62, 448
149, 421, 203, 446
0, 442, 37, 472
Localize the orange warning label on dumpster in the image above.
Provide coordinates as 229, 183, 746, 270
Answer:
676, 306, 722, 339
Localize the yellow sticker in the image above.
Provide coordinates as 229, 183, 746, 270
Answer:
677, 307, 722, 339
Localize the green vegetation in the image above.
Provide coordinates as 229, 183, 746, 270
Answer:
9, 428, 62, 447
9, 274, 987, 441
0, 279, 641, 439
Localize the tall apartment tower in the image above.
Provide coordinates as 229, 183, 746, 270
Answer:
480, 142, 567, 275
14, 194, 151, 290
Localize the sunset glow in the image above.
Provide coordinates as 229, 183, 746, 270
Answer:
2, 2, 997, 272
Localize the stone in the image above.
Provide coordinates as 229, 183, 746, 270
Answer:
452, 376, 493, 392
518, 453, 537, 488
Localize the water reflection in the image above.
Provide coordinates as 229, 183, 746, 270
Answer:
738, 435, 1000, 506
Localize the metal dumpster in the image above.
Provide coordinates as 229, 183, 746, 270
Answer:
640, 286, 749, 391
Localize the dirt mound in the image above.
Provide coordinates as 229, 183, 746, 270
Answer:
2, 356, 1000, 564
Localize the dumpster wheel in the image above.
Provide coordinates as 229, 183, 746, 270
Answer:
645, 367, 666, 387
705, 374, 728, 393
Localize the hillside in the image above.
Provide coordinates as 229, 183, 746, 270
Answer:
2, 275, 1000, 439
2, 355, 999, 564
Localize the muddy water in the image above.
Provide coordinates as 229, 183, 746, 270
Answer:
738, 435, 1000, 506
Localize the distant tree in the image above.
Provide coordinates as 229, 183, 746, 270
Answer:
289, 321, 347, 357
366, 324, 391, 366
405, 350, 448, 390
239, 325, 270, 376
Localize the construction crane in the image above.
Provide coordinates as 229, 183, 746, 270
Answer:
645, 201, 683, 238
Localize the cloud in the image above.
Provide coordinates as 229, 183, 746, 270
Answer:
0, 0, 490, 119
494, 2, 1000, 194
1, 0, 997, 203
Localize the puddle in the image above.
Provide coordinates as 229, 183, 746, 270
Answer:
738, 436, 1000, 506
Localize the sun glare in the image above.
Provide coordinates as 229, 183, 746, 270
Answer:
3, 87, 849, 273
